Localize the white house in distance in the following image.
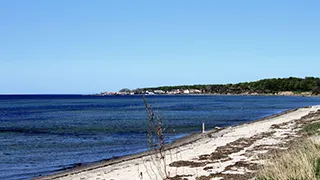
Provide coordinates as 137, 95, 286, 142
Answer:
154, 90, 165, 94
145, 91, 155, 95
189, 89, 202, 94
183, 89, 190, 94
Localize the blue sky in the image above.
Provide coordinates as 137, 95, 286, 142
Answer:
1, 0, 320, 94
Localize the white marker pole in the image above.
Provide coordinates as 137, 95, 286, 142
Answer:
202, 122, 205, 133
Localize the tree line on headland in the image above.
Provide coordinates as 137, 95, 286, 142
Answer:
133, 77, 320, 95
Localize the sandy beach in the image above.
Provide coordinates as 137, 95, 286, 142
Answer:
37, 105, 320, 180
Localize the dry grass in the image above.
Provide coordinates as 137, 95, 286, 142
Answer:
257, 140, 320, 180
143, 96, 168, 179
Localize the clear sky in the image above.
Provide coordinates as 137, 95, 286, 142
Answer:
1, 0, 320, 94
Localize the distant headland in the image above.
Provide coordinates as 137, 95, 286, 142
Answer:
97, 77, 320, 96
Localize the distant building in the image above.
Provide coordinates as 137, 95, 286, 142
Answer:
154, 90, 165, 94
189, 89, 201, 94
146, 91, 155, 95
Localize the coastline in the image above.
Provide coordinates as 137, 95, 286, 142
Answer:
36, 105, 320, 180
94, 93, 320, 98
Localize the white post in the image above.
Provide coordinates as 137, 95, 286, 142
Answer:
202, 122, 205, 133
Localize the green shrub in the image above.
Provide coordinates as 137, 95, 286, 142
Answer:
302, 122, 320, 135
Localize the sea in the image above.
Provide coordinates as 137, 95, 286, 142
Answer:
1, 95, 320, 180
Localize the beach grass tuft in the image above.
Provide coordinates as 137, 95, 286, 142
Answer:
257, 140, 320, 180
302, 122, 320, 135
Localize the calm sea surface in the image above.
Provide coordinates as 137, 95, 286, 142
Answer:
1, 95, 320, 179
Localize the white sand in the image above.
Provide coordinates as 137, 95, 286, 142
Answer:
38, 105, 320, 180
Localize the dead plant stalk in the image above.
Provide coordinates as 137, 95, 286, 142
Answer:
143, 96, 168, 179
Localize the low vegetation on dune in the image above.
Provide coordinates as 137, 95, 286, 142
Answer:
257, 140, 320, 180
258, 113, 320, 180
303, 122, 320, 135
257, 116, 320, 180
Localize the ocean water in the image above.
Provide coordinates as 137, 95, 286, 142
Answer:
1, 95, 320, 180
